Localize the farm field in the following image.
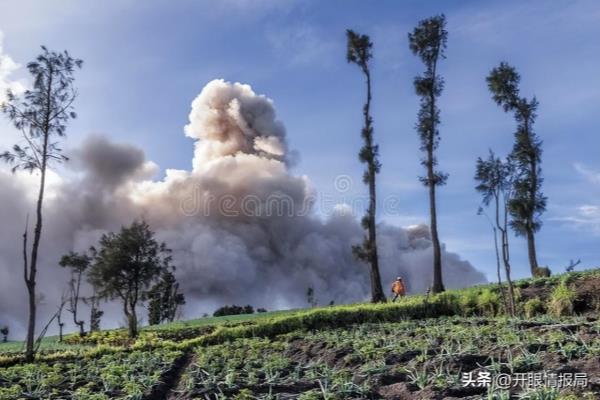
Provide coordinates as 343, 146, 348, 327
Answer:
1, 269, 600, 399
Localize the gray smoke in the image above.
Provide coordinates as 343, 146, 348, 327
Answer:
0, 79, 486, 337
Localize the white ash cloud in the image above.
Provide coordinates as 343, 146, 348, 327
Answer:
0, 79, 485, 336
184, 80, 290, 168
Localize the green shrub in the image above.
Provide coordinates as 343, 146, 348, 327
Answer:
549, 279, 577, 317
523, 298, 546, 318
458, 289, 480, 316
477, 288, 500, 316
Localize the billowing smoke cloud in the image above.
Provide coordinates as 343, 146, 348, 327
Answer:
0, 79, 485, 336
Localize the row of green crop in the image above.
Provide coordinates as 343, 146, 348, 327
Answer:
177, 317, 600, 399
0, 348, 182, 400
180, 337, 374, 399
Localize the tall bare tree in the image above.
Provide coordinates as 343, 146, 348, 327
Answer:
408, 15, 448, 293
1, 47, 82, 361
346, 29, 386, 303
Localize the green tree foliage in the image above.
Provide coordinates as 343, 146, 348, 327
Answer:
306, 286, 317, 308
346, 29, 386, 303
88, 220, 172, 337
59, 251, 91, 336
147, 269, 186, 325
0, 326, 8, 343
408, 15, 448, 293
1, 46, 82, 361
486, 62, 547, 276
213, 304, 255, 317
82, 282, 104, 333
89, 302, 104, 332
475, 151, 517, 316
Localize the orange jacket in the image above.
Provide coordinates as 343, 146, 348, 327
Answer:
391, 280, 406, 296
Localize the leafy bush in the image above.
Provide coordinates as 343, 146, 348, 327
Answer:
549, 280, 577, 317
65, 330, 131, 346
477, 288, 500, 316
213, 304, 255, 317
458, 289, 480, 316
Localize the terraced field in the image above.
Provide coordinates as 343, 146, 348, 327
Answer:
1, 270, 600, 399
169, 317, 600, 399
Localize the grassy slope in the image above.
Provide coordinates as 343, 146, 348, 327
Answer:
2, 267, 598, 353
0, 307, 299, 352
145, 308, 301, 331
2, 267, 598, 356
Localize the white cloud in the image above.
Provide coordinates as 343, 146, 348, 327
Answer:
550, 204, 600, 235
0, 30, 29, 152
0, 31, 26, 103
574, 162, 600, 184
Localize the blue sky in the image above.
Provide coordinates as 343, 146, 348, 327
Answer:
1, 0, 599, 281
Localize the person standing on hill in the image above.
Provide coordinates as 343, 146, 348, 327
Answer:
391, 277, 406, 302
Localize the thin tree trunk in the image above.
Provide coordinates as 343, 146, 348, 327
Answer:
123, 301, 136, 338
24, 68, 53, 362
25, 153, 48, 361
429, 176, 444, 293
500, 198, 516, 317
492, 226, 508, 313
364, 71, 385, 303
526, 230, 538, 275
492, 196, 508, 313
429, 53, 444, 294
25, 280, 36, 360
502, 235, 517, 317
129, 308, 138, 338
525, 116, 539, 275
77, 321, 85, 336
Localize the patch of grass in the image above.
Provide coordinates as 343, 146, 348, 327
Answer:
549, 279, 577, 317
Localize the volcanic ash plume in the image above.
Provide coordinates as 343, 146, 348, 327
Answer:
0, 79, 486, 335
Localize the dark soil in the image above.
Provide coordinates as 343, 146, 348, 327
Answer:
146, 351, 194, 400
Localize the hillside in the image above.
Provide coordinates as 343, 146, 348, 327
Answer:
1, 269, 600, 399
